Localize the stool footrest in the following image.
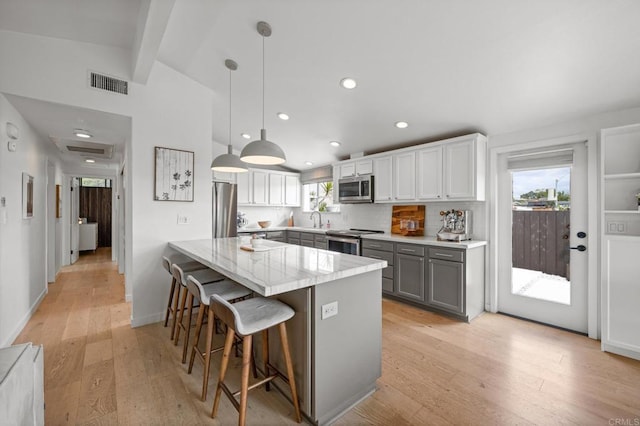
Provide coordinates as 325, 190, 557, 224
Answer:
232, 374, 278, 398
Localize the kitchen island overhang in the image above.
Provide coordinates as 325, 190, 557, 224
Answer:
168, 238, 387, 425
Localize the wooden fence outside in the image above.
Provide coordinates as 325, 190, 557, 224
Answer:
79, 187, 112, 247
512, 210, 570, 278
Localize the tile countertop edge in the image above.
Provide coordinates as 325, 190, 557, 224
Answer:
361, 233, 488, 249
168, 240, 387, 297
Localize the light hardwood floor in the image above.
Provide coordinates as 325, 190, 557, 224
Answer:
14, 249, 640, 425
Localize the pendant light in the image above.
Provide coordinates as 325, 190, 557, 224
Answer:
211, 59, 248, 173
240, 21, 286, 165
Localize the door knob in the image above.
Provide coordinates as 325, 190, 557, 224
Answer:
577, 231, 587, 238
570, 245, 587, 252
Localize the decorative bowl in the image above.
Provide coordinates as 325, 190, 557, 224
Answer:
258, 220, 271, 228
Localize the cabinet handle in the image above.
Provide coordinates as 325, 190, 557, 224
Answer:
368, 255, 382, 259
400, 248, 416, 253
369, 244, 381, 248
434, 252, 453, 257
437, 195, 441, 198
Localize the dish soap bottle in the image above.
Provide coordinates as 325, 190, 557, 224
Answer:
326, 220, 330, 229
288, 211, 294, 227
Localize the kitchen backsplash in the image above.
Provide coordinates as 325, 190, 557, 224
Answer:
290, 202, 487, 240
240, 203, 486, 240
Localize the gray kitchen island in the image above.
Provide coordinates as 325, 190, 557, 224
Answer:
168, 237, 387, 425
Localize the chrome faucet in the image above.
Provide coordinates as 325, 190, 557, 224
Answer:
310, 211, 323, 228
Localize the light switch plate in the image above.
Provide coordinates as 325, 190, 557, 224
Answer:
177, 214, 189, 225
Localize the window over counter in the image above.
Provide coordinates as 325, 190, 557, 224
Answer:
302, 181, 339, 213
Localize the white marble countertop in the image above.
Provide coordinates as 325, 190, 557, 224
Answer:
168, 238, 387, 296
361, 233, 487, 249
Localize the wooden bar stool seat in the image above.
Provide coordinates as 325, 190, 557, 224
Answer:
171, 263, 225, 344
162, 254, 203, 331
186, 275, 253, 400
210, 294, 301, 426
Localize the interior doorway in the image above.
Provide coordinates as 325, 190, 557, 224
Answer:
497, 143, 588, 333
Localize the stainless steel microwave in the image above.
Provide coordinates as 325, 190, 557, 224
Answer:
338, 174, 374, 203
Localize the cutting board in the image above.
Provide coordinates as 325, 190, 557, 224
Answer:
240, 240, 287, 252
391, 205, 425, 236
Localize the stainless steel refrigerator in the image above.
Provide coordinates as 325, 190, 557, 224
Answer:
212, 181, 238, 238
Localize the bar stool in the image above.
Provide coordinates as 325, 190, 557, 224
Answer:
161, 254, 203, 335
185, 275, 253, 399
209, 294, 301, 426
171, 263, 225, 345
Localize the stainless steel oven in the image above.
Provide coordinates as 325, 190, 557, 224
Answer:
325, 229, 384, 255
326, 235, 360, 255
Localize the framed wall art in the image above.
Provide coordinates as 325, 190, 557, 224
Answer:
22, 172, 34, 219
154, 147, 194, 201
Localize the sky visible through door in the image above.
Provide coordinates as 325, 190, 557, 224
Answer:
511, 166, 571, 305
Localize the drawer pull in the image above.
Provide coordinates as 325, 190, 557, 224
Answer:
401, 249, 415, 253
434, 252, 453, 257
370, 244, 381, 248
369, 255, 382, 259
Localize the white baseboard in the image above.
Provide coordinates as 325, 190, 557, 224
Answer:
3, 286, 47, 347
130, 311, 164, 328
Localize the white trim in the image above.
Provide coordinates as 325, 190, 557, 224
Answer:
2, 286, 47, 347
488, 133, 598, 339
130, 311, 164, 328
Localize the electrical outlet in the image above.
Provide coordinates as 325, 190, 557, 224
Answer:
177, 214, 190, 225
321, 301, 338, 320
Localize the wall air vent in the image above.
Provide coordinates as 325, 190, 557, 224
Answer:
89, 71, 128, 95
67, 146, 106, 155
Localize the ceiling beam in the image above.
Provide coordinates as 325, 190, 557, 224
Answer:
131, 0, 175, 84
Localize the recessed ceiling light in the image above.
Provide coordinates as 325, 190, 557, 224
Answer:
85, 158, 95, 163
395, 121, 408, 129
277, 112, 289, 120
305, 161, 313, 166
329, 141, 341, 147
340, 78, 357, 89
74, 129, 92, 138
241, 133, 251, 139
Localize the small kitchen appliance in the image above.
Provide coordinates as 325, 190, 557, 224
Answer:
436, 209, 472, 242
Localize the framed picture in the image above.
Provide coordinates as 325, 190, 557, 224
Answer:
22, 172, 34, 219
55, 184, 62, 218
154, 147, 194, 201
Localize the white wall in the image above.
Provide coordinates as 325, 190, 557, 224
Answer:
0, 93, 64, 346
0, 31, 214, 328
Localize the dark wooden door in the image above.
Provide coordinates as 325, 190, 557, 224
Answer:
79, 187, 112, 247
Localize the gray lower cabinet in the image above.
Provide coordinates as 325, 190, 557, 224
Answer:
427, 257, 463, 314
362, 237, 485, 322
266, 230, 286, 242
362, 240, 394, 294
395, 248, 425, 303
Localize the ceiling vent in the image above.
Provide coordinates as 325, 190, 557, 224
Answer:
66, 146, 106, 155
89, 71, 128, 95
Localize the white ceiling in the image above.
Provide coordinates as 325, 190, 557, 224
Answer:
4, 94, 130, 171
2, 0, 640, 171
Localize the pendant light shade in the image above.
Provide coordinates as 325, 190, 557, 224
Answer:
240, 128, 286, 165
240, 21, 286, 165
211, 59, 248, 173
211, 144, 249, 172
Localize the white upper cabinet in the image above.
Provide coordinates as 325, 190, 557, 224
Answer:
393, 151, 416, 200
237, 169, 300, 206
252, 170, 268, 205
373, 156, 393, 202
269, 172, 284, 205
334, 133, 486, 204
284, 174, 300, 206
417, 145, 443, 200
339, 159, 373, 178
444, 138, 476, 200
